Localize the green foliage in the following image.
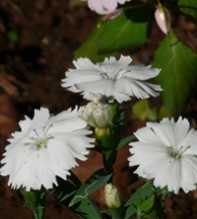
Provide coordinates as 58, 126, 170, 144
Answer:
153, 31, 197, 115
54, 173, 81, 204
98, 9, 148, 53
21, 190, 45, 219
75, 197, 102, 219
75, 8, 148, 61
7, 30, 19, 42
178, 0, 197, 19
69, 170, 111, 206
21, 190, 44, 211
95, 102, 122, 171
124, 182, 155, 219
117, 135, 136, 150
10, 2, 197, 219
75, 22, 109, 62
102, 208, 124, 219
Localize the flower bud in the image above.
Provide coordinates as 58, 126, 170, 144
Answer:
104, 183, 121, 208
95, 127, 110, 140
80, 101, 114, 129
154, 5, 171, 34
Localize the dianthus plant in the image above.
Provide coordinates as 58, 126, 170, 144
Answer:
1, 0, 197, 218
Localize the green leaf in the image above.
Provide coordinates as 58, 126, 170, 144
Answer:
178, 0, 197, 19
21, 190, 45, 210
75, 7, 148, 61
124, 182, 155, 219
53, 173, 81, 204
98, 9, 148, 53
138, 195, 155, 214
153, 31, 197, 114
69, 170, 111, 206
75, 22, 109, 62
7, 30, 19, 42
102, 208, 124, 219
75, 197, 102, 219
117, 135, 136, 150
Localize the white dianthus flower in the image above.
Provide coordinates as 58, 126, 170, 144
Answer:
129, 117, 197, 193
62, 55, 162, 103
0, 107, 94, 191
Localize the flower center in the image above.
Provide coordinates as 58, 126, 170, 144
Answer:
34, 138, 49, 149
167, 145, 191, 159
24, 129, 52, 150
100, 69, 126, 80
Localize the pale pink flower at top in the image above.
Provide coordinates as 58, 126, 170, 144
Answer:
86, 0, 132, 15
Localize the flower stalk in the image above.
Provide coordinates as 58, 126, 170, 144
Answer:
94, 102, 121, 173
33, 206, 45, 219
21, 190, 45, 219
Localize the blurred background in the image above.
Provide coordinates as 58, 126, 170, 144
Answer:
0, 0, 197, 218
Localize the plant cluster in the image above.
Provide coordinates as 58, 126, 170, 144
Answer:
1, 0, 197, 218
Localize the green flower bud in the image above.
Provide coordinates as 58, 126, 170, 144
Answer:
95, 127, 110, 139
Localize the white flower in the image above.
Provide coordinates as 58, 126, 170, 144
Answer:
80, 99, 114, 128
62, 55, 162, 103
129, 117, 197, 193
0, 107, 94, 191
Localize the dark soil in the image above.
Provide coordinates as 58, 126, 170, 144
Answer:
0, 0, 197, 218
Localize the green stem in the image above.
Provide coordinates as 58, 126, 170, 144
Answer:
137, 208, 142, 219
103, 149, 117, 173
33, 206, 45, 219
21, 190, 45, 219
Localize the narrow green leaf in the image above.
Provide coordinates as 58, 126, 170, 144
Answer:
124, 182, 155, 219
53, 174, 81, 204
102, 208, 124, 219
117, 135, 136, 150
138, 195, 155, 214
75, 197, 102, 219
178, 0, 197, 19
125, 183, 154, 207
21, 190, 45, 210
69, 170, 111, 206
153, 31, 197, 114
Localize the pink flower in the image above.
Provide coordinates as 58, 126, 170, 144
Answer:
87, 0, 131, 15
